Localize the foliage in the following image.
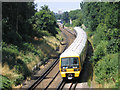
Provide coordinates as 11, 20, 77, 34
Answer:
2, 2, 36, 44
69, 9, 82, 20
55, 14, 62, 20
72, 17, 82, 27
80, 2, 120, 87
65, 23, 73, 27
55, 9, 83, 27
93, 23, 119, 53
2, 42, 32, 76
22, 42, 42, 56
95, 53, 118, 85
91, 40, 108, 63
93, 23, 108, 47
68, 9, 83, 27
80, 2, 119, 31
115, 76, 120, 88
62, 11, 69, 23
2, 42, 19, 69
13, 75, 24, 86
14, 61, 31, 78
0, 75, 12, 89
34, 5, 58, 36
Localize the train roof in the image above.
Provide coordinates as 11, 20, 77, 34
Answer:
60, 27, 87, 58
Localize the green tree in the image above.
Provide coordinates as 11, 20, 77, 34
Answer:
2, 2, 36, 44
55, 14, 62, 20
69, 9, 82, 20
34, 5, 58, 37
69, 9, 83, 26
62, 11, 69, 23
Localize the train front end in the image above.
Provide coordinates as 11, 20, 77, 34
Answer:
59, 56, 81, 80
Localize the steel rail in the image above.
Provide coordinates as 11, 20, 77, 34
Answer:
72, 81, 78, 90
69, 82, 74, 90
71, 81, 78, 90
44, 71, 60, 90
28, 59, 59, 90
56, 80, 66, 90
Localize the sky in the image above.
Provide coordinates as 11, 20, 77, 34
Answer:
34, 0, 83, 13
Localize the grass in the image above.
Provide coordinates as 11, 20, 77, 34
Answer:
87, 79, 91, 87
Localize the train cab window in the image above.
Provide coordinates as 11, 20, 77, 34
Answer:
61, 58, 69, 67
70, 57, 79, 67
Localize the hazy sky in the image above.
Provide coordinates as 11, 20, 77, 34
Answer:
34, 1, 83, 13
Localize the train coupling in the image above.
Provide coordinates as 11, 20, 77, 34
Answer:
67, 74, 73, 80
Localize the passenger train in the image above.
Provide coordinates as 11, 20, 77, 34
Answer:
59, 27, 88, 80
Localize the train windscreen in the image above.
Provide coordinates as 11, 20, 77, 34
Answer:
61, 57, 79, 68
61, 58, 69, 67
70, 57, 79, 66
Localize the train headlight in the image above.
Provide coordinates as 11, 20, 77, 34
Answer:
74, 69, 80, 71
61, 69, 66, 72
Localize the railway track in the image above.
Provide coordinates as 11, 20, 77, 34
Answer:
28, 58, 59, 90
28, 27, 75, 89
57, 79, 78, 90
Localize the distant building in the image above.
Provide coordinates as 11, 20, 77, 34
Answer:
58, 9, 62, 14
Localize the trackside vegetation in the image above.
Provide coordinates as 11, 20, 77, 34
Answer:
1, 2, 61, 89
81, 2, 120, 88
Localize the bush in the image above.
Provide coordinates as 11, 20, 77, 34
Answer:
95, 53, 118, 85
22, 42, 42, 56
107, 38, 119, 54
23, 56, 33, 64
72, 18, 82, 27
0, 75, 12, 89
93, 23, 107, 47
13, 75, 24, 86
91, 40, 108, 63
2, 42, 19, 69
85, 28, 95, 37
115, 76, 120, 88
14, 59, 31, 77
65, 23, 72, 27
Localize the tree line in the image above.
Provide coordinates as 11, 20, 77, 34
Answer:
55, 9, 83, 27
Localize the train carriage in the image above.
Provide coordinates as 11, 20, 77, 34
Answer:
59, 27, 88, 80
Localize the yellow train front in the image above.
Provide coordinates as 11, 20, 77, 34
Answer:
59, 27, 87, 80
59, 56, 81, 80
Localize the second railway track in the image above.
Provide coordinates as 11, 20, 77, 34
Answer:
28, 26, 75, 89
57, 79, 78, 90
